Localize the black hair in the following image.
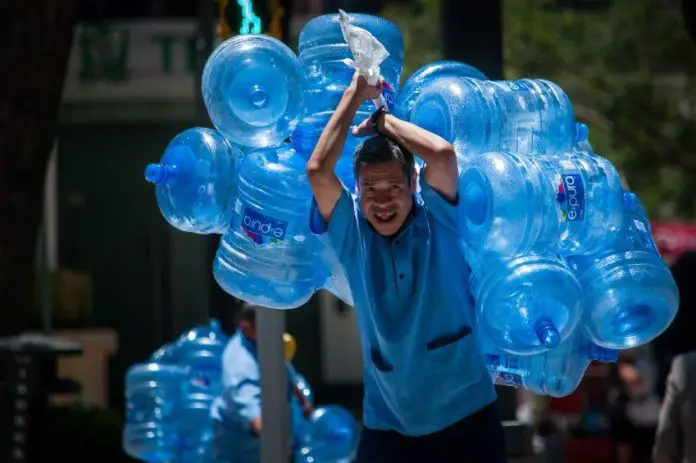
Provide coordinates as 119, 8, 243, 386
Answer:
241, 303, 257, 327
353, 135, 415, 181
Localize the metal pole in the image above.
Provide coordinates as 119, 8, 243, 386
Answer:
256, 307, 290, 463
196, 0, 215, 123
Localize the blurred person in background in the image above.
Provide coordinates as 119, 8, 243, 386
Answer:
652, 250, 696, 463
210, 305, 313, 463
653, 350, 696, 463
608, 348, 661, 463
653, 251, 696, 397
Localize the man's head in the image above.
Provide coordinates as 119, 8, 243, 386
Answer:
239, 304, 257, 341
353, 135, 416, 236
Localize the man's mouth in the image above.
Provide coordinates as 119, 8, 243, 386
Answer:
374, 211, 397, 223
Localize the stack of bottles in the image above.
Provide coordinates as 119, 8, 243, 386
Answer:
399, 59, 679, 392
124, 321, 358, 463
123, 320, 227, 463
144, 10, 679, 398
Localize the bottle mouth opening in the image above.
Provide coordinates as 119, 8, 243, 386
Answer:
536, 319, 560, 349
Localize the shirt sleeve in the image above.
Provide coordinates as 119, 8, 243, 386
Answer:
419, 167, 461, 234
309, 187, 358, 262
229, 378, 262, 425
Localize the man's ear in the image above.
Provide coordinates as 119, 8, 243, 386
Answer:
410, 170, 417, 191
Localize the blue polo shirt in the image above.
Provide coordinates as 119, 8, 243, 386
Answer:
210, 331, 303, 463
310, 172, 496, 436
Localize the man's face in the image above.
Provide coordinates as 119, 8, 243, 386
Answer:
357, 161, 415, 237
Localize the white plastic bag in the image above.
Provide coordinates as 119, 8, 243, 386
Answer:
338, 9, 389, 110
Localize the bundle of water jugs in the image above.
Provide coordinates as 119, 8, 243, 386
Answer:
141, 8, 679, 451
123, 319, 358, 463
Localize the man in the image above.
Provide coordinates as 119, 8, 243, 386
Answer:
306, 73, 506, 462
653, 350, 696, 463
210, 305, 312, 463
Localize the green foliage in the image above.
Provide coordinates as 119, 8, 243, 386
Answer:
381, 0, 696, 218
504, 0, 696, 218
381, 0, 442, 81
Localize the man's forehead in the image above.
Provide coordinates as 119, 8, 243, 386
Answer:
359, 163, 406, 185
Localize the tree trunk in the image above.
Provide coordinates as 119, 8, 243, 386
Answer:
0, 0, 78, 335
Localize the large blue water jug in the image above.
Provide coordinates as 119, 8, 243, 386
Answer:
176, 327, 225, 456
299, 406, 359, 462
123, 363, 187, 462
151, 342, 179, 363
213, 143, 320, 309
291, 117, 363, 192
202, 35, 306, 148
481, 330, 618, 397
469, 249, 583, 355
459, 151, 627, 256
409, 77, 585, 163
568, 194, 679, 349
298, 13, 404, 119
396, 60, 487, 121
145, 127, 240, 235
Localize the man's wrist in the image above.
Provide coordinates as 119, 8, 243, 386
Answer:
376, 111, 390, 135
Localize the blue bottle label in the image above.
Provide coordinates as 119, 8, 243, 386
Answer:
556, 173, 586, 221
382, 81, 396, 112
494, 372, 523, 387
241, 207, 288, 245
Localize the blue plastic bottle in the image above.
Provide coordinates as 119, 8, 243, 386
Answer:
291, 118, 362, 192
469, 248, 583, 355
297, 13, 404, 190
202, 35, 306, 148
396, 60, 488, 121
123, 363, 187, 462
176, 327, 225, 459
480, 330, 619, 397
145, 127, 240, 235
299, 406, 359, 463
573, 123, 591, 152
409, 76, 586, 163
459, 151, 627, 256
213, 143, 320, 309
567, 194, 679, 349
151, 343, 179, 364
298, 13, 404, 119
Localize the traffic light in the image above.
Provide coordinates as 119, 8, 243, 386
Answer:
218, 0, 288, 41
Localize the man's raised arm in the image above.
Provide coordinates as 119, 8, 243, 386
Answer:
379, 115, 457, 200
306, 74, 380, 221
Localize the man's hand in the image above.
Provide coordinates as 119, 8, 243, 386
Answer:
250, 417, 262, 436
350, 72, 383, 102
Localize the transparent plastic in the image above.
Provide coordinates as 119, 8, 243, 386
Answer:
568, 195, 680, 349
298, 405, 359, 463
469, 249, 583, 355
299, 12, 403, 119
145, 127, 240, 235
123, 363, 187, 462
396, 60, 487, 121
459, 151, 626, 256
202, 35, 306, 148
410, 77, 585, 164
481, 330, 619, 397
291, 115, 363, 192
213, 143, 320, 309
